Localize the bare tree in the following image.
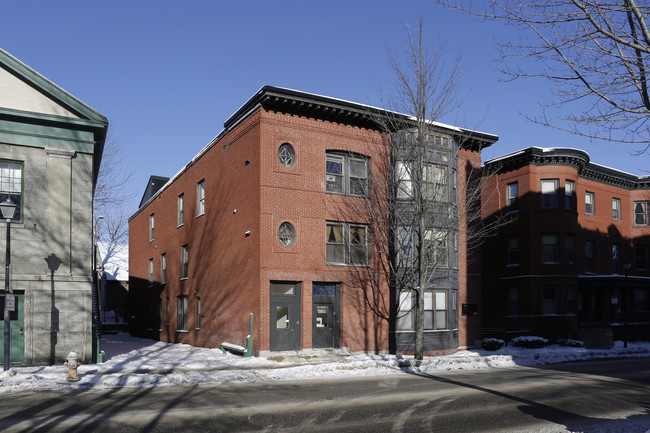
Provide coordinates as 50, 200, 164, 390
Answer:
94, 129, 134, 265
336, 18, 507, 360
442, 0, 650, 154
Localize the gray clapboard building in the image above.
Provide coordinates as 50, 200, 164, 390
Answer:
0, 49, 107, 365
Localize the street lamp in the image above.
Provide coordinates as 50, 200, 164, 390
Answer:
622, 260, 632, 349
1, 197, 16, 371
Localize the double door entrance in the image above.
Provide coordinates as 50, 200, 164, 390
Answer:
269, 282, 340, 351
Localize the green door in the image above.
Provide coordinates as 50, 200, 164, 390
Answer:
0, 292, 25, 363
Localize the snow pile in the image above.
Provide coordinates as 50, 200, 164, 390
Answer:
0, 333, 648, 393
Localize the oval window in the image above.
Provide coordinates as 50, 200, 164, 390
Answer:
278, 222, 295, 247
278, 143, 295, 168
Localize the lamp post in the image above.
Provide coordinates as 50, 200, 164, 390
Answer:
622, 260, 632, 349
1, 197, 17, 371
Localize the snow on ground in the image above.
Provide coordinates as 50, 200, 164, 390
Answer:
0, 333, 649, 393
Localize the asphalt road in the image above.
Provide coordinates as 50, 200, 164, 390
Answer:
1, 358, 649, 432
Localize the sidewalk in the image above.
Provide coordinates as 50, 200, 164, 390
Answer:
0, 333, 649, 394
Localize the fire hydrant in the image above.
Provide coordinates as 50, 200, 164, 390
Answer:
65, 352, 81, 382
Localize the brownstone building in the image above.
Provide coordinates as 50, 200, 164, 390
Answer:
129, 86, 497, 355
481, 147, 650, 343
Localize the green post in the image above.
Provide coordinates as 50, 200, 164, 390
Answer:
244, 313, 254, 357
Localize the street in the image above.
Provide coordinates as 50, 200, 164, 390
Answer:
0, 358, 648, 432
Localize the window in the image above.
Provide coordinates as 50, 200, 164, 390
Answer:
423, 163, 448, 201
197, 180, 205, 217
326, 152, 368, 196
565, 234, 576, 264
506, 182, 518, 212
0, 161, 22, 221
612, 198, 621, 220
425, 229, 448, 267
541, 234, 559, 263
176, 295, 188, 332
397, 290, 448, 331
565, 180, 575, 210
178, 194, 184, 226
397, 226, 415, 266
149, 214, 155, 241
148, 258, 154, 284
585, 192, 595, 216
506, 236, 519, 266
433, 135, 452, 148
181, 245, 189, 279
278, 222, 296, 247
160, 253, 167, 285
542, 287, 558, 314
634, 201, 649, 226
586, 240, 596, 273
567, 287, 577, 314
349, 224, 369, 265
196, 297, 202, 330
612, 244, 621, 274
635, 246, 648, 270
541, 179, 559, 209
326, 222, 369, 265
396, 161, 412, 199
507, 288, 519, 316
278, 143, 295, 167
397, 292, 413, 331
165, 297, 170, 325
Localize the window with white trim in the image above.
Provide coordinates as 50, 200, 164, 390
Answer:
181, 245, 189, 279
585, 192, 595, 216
197, 180, 205, 217
326, 152, 368, 196
541, 179, 559, 209
565, 180, 575, 210
160, 253, 167, 285
634, 201, 648, 226
397, 290, 449, 331
326, 222, 369, 265
396, 161, 412, 200
149, 214, 155, 241
612, 198, 621, 220
178, 194, 184, 226
0, 161, 22, 221
506, 182, 518, 212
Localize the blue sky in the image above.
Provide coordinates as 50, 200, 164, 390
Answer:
2, 1, 647, 213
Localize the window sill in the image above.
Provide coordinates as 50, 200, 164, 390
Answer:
196, 213, 205, 219
180, 277, 188, 281
176, 330, 188, 333
177, 224, 184, 229
505, 264, 520, 268
325, 189, 369, 198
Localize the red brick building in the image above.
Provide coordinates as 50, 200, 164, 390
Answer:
129, 86, 497, 355
481, 147, 650, 343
